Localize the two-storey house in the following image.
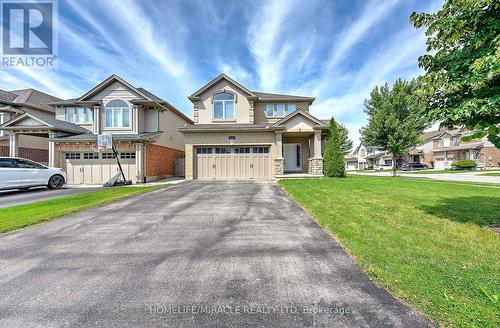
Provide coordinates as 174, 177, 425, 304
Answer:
180, 74, 329, 180
409, 129, 500, 169
345, 144, 393, 170
1, 75, 192, 184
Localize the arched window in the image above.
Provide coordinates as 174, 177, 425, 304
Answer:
105, 99, 130, 128
213, 92, 235, 119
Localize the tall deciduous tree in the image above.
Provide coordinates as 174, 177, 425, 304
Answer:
361, 79, 427, 177
323, 117, 346, 177
411, 0, 500, 148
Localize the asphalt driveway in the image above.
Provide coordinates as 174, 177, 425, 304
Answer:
0, 181, 433, 327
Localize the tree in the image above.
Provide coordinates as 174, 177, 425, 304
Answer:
323, 117, 346, 177
360, 79, 428, 177
327, 122, 353, 155
410, 0, 500, 148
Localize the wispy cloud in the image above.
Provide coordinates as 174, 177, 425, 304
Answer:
217, 63, 252, 83
247, 0, 298, 91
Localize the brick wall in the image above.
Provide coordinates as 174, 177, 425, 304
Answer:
479, 147, 500, 167
145, 143, 184, 177
19, 147, 49, 164
0, 145, 48, 164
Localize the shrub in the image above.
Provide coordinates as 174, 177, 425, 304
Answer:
367, 165, 374, 170
451, 159, 477, 169
323, 118, 346, 177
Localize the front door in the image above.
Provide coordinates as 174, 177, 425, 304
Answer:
284, 143, 301, 172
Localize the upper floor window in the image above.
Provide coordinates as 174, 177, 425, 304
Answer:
67, 107, 93, 124
213, 92, 235, 120
105, 99, 130, 128
265, 103, 292, 118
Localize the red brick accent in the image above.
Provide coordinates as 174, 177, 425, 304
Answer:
146, 144, 184, 177
0, 145, 48, 163
0, 145, 8, 156
19, 147, 49, 164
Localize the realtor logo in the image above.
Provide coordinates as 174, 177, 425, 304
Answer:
1, 0, 57, 67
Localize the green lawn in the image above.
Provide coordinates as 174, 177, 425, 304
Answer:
0, 186, 164, 233
279, 176, 499, 328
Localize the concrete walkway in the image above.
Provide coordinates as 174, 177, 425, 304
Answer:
0, 181, 433, 327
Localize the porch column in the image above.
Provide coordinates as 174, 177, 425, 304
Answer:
313, 129, 322, 158
48, 132, 56, 167
274, 131, 284, 176
93, 105, 100, 134
9, 133, 19, 157
135, 143, 144, 183
308, 129, 323, 175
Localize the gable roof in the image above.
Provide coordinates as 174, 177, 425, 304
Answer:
49, 74, 193, 124
272, 109, 327, 127
76, 74, 151, 103
1, 111, 90, 134
189, 73, 256, 100
188, 73, 316, 104
0, 88, 61, 112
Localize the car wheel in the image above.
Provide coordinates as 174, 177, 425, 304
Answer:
48, 174, 65, 190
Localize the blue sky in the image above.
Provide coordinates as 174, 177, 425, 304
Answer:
0, 0, 443, 143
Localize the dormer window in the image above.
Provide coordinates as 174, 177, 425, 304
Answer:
213, 92, 235, 120
105, 99, 130, 128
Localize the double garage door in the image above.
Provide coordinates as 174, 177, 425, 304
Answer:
63, 151, 136, 184
196, 146, 271, 180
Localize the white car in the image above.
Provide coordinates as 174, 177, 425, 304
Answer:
0, 157, 66, 191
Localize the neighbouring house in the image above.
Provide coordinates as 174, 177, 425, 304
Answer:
407, 129, 500, 169
346, 144, 394, 170
179, 73, 329, 180
1, 75, 192, 184
0, 88, 62, 164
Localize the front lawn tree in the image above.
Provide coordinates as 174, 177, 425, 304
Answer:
411, 0, 500, 148
361, 79, 427, 177
323, 117, 346, 177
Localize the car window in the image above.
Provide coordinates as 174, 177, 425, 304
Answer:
16, 159, 44, 169
0, 158, 15, 168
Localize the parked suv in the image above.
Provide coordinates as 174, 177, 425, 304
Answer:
401, 162, 429, 171
0, 157, 66, 190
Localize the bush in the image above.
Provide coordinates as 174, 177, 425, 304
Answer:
451, 159, 477, 169
366, 165, 374, 170
323, 118, 346, 177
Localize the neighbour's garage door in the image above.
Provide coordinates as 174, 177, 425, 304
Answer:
63, 151, 136, 184
195, 146, 271, 180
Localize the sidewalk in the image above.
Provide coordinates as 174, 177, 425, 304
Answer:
350, 171, 500, 184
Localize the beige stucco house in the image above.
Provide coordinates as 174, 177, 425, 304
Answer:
180, 74, 328, 180
1, 75, 192, 184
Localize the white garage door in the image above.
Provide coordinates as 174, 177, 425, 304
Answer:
196, 146, 271, 180
63, 151, 136, 184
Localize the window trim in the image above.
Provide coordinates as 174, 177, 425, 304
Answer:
265, 103, 289, 118
66, 107, 93, 124
104, 99, 131, 129
212, 91, 236, 120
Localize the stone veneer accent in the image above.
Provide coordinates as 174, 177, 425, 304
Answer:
308, 158, 323, 175
274, 158, 284, 176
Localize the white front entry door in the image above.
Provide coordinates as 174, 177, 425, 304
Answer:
284, 143, 301, 172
